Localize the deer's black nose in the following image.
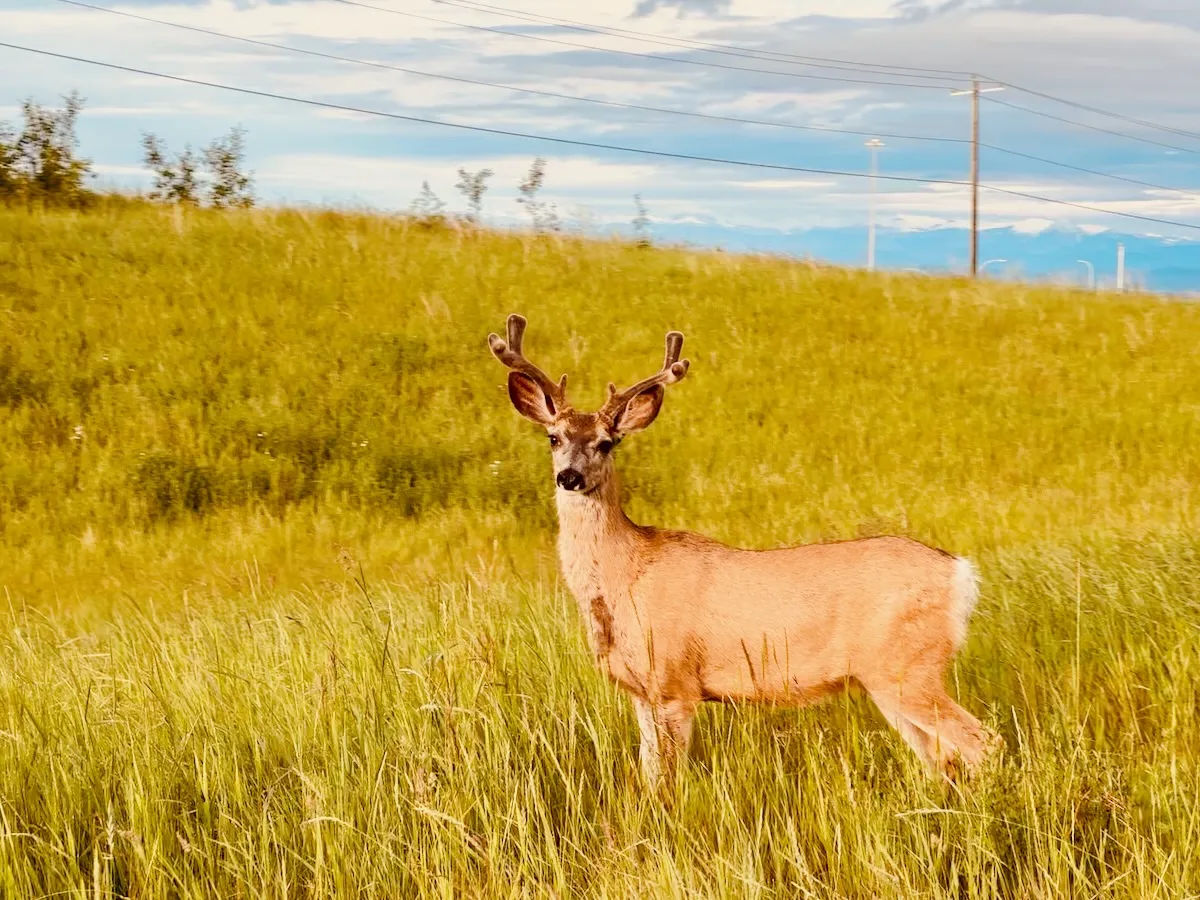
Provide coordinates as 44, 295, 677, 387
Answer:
556, 469, 585, 492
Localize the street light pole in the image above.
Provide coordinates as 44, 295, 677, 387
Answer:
1076, 259, 1095, 289
969, 82, 979, 278
951, 78, 1004, 278
865, 138, 884, 271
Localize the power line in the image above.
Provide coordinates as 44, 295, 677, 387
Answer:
0, 41, 970, 185
429, 0, 1200, 144
4, 41, 1199, 233
49, 0, 969, 146
980, 143, 1200, 199
983, 185, 1200, 229
431, 0, 970, 76
55, 0, 1200, 200
985, 95, 1200, 158
327, 0, 962, 91
995, 80, 1200, 144
425, 0, 967, 82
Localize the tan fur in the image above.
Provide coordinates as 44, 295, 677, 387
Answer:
489, 314, 999, 788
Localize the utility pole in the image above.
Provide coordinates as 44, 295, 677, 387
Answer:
1116, 243, 1126, 291
865, 138, 884, 271
951, 79, 1004, 278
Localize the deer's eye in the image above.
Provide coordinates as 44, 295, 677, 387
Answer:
596, 439, 614, 455
549, 434, 561, 448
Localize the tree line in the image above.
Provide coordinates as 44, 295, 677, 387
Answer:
2, 92, 653, 242
1, 92, 253, 209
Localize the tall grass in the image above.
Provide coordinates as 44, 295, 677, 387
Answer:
1, 202, 1198, 897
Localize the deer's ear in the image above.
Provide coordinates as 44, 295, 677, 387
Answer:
508, 371, 557, 425
613, 385, 664, 435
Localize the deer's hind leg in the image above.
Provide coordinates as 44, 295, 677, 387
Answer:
866, 670, 995, 781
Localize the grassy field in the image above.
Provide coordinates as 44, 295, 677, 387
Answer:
2, 201, 1199, 898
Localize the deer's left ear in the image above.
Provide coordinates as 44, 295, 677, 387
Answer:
613, 384, 665, 435
508, 371, 557, 425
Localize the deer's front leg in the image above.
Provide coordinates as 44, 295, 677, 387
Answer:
632, 696, 695, 789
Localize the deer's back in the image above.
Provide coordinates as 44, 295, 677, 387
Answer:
626, 532, 962, 702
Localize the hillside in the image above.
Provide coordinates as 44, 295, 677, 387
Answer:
1, 202, 1199, 898
643, 221, 1200, 293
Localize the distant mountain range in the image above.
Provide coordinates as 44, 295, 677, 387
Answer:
630, 220, 1200, 295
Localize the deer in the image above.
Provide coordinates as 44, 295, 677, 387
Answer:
487, 313, 999, 788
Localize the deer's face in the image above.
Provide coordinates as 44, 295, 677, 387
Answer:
488, 314, 689, 494
546, 411, 620, 494
507, 376, 665, 494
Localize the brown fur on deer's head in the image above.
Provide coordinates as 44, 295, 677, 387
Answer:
488, 314, 689, 494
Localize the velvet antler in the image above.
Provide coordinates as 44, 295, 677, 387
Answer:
488, 314, 568, 410
599, 330, 689, 422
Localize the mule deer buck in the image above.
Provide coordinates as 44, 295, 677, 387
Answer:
488, 314, 998, 787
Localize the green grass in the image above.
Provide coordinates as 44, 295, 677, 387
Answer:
2, 201, 1199, 898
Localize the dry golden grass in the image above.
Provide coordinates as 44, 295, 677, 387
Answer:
1, 202, 1198, 897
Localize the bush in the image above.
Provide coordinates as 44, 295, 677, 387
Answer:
0, 92, 93, 206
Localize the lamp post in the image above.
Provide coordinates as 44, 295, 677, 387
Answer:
865, 138, 884, 271
1077, 259, 1094, 289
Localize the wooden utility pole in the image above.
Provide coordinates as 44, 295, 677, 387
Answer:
952, 78, 1002, 279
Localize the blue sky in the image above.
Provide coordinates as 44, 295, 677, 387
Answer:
4, 0, 1200, 265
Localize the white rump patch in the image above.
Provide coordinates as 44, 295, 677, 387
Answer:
948, 557, 982, 649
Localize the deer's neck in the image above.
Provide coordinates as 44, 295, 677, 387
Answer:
555, 474, 643, 603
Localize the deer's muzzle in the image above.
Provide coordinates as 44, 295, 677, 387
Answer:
556, 469, 586, 492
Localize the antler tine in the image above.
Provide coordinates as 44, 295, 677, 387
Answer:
663, 331, 684, 370
601, 330, 690, 418
506, 313, 528, 355
488, 313, 567, 406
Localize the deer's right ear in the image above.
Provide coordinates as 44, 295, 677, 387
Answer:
613, 384, 665, 435
507, 371, 557, 425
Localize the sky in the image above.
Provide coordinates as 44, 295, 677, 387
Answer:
4, 0, 1200, 269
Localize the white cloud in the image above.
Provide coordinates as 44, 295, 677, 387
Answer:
700, 89, 873, 116
1007, 217, 1056, 234
4, 0, 1200, 246
257, 152, 665, 212
736, 177, 839, 189
92, 163, 151, 177
892, 213, 960, 230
